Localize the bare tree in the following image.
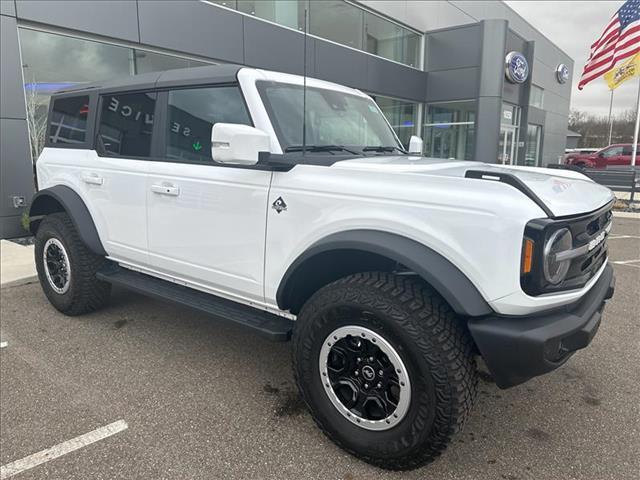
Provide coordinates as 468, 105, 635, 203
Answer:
25, 82, 48, 162
569, 109, 637, 148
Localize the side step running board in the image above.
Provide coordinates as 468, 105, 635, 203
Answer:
97, 265, 293, 342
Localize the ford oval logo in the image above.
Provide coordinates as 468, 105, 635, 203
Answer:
556, 63, 569, 84
505, 51, 529, 84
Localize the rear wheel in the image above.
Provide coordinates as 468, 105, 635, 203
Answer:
292, 272, 478, 470
35, 213, 111, 315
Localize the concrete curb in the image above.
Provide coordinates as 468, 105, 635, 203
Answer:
1, 276, 39, 289
613, 211, 640, 219
1, 240, 37, 289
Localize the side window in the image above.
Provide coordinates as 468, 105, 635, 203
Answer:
165, 86, 251, 162
622, 146, 634, 156
98, 92, 156, 157
49, 96, 90, 145
602, 146, 623, 157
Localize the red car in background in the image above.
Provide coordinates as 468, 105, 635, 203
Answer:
565, 144, 639, 168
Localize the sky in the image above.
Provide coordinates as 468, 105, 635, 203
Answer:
505, 0, 635, 117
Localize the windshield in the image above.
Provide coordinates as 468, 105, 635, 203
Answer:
257, 81, 401, 152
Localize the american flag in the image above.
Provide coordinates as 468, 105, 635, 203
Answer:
578, 0, 640, 90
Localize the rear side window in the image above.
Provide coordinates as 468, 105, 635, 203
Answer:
98, 92, 156, 157
165, 86, 250, 162
49, 96, 90, 145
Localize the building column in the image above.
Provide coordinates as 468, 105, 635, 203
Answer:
473, 19, 508, 164
516, 40, 535, 165
1, 9, 35, 239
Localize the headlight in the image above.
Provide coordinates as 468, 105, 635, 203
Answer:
543, 228, 573, 284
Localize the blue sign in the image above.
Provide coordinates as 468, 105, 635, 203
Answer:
556, 64, 569, 84
505, 51, 529, 84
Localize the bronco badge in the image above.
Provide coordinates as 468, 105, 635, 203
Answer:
272, 196, 287, 214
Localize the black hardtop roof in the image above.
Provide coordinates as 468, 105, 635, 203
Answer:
54, 64, 244, 96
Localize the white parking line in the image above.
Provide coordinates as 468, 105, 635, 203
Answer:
0, 420, 128, 479
612, 259, 640, 264
0, 342, 7, 349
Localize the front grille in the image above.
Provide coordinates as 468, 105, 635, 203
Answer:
522, 201, 614, 296
548, 205, 612, 292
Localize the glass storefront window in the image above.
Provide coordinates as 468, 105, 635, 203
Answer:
309, 0, 363, 50
210, 0, 422, 68
499, 102, 520, 165
525, 124, 542, 166
18, 28, 209, 161
364, 12, 420, 67
237, 0, 306, 31
134, 50, 206, 74
529, 85, 544, 109
374, 96, 418, 149
423, 101, 476, 161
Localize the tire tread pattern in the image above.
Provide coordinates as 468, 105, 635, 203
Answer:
292, 271, 478, 470
35, 213, 110, 315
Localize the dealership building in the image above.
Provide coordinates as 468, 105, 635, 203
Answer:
0, 0, 574, 238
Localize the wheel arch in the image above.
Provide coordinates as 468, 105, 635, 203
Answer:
29, 185, 107, 256
276, 230, 492, 317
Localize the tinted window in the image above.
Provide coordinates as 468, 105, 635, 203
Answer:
98, 92, 156, 157
602, 146, 623, 157
165, 86, 251, 162
49, 96, 90, 145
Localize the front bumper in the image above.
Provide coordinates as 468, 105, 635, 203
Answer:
468, 264, 615, 389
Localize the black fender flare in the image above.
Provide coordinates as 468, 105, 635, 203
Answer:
276, 230, 493, 317
29, 185, 107, 256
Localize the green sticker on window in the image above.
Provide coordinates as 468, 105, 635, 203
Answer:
192, 140, 202, 152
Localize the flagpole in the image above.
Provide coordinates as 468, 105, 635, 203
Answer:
632, 77, 640, 168
607, 89, 614, 145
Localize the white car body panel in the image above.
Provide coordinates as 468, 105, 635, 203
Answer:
36, 148, 149, 267
263, 157, 612, 315
146, 160, 272, 304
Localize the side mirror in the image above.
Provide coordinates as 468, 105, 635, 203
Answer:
408, 135, 423, 154
211, 123, 270, 165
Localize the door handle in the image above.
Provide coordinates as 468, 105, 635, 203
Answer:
151, 183, 180, 196
81, 173, 104, 185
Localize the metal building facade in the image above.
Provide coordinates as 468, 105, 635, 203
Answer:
0, 0, 573, 238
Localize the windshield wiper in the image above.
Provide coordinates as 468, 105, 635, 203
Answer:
362, 145, 408, 154
285, 145, 360, 155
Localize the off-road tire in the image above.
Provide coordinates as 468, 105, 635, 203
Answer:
35, 213, 111, 315
292, 272, 478, 470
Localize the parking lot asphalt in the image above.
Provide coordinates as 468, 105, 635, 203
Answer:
1, 218, 639, 480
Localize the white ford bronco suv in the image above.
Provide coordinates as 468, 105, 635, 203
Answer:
30, 65, 615, 470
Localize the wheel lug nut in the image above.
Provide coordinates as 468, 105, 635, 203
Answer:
368, 357, 374, 362
377, 382, 382, 388
364, 383, 369, 389
354, 370, 359, 376
357, 357, 362, 363
378, 370, 383, 376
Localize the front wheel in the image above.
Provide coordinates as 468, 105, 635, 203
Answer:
292, 272, 478, 470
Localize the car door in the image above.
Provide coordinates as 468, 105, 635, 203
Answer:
599, 145, 624, 167
620, 145, 636, 166
146, 85, 271, 304
80, 90, 156, 267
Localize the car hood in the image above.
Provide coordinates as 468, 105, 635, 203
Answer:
333, 156, 615, 218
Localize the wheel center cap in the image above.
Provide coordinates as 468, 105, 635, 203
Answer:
362, 365, 375, 381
